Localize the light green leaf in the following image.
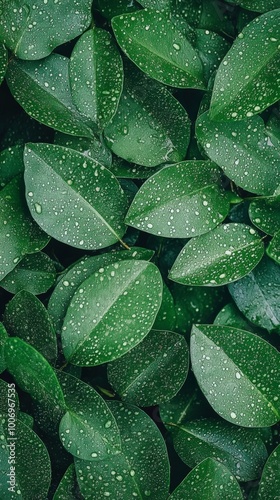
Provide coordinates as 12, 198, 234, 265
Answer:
169, 223, 264, 286
257, 444, 280, 499
70, 28, 123, 130
210, 10, 280, 121
170, 458, 243, 500
267, 229, 280, 263
227, 1, 280, 13
196, 112, 280, 195
62, 260, 163, 365
108, 329, 189, 406
0, 43, 7, 84
249, 196, 280, 236
228, 256, 280, 333
75, 401, 170, 499
0, 0, 92, 60
125, 161, 229, 238
58, 371, 121, 461
191, 324, 280, 426
54, 132, 112, 168
112, 9, 206, 88
24, 143, 128, 250
6, 55, 94, 138
105, 67, 190, 167
0, 176, 49, 281
53, 464, 82, 500
172, 417, 267, 481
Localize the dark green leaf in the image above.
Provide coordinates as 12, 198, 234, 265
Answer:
0, 324, 8, 375
267, 229, 280, 264
109, 157, 160, 179
257, 444, 280, 499
0, 43, 7, 84
153, 282, 177, 331
0, 146, 24, 188
227, 1, 280, 13
95, 0, 140, 19
53, 464, 82, 500
195, 29, 230, 81
214, 303, 257, 333
54, 132, 112, 168
160, 383, 206, 432
249, 196, 280, 236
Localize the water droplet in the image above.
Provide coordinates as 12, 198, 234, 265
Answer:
35, 203, 42, 214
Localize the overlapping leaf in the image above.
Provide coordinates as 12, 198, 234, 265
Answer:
249, 196, 280, 235
257, 444, 280, 499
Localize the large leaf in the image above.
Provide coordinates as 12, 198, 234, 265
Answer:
169, 458, 243, 500
24, 143, 128, 250
210, 10, 280, 121
126, 161, 229, 238
107, 329, 189, 406
169, 223, 264, 286
226, 1, 280, 13
70, 28, 123, 130
257, 444, 280, 499
75, 401, 170, 499
172, 417, 267, 481
228, 256, 280, 333
0, 175, 49, 281
105, 67, 190, 167
0, 0, 92, 60
191, 324, 280, 426
112, 9, 206, 88
249, 196, 280, 236
62, 260, 163, 366
6, 55, 94, 138
53, 464, 82, 500
0, 43, 7, 84
58, 371, 121, 461
196, 112, 280, 195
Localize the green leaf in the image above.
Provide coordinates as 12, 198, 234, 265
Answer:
194, 29, 230, 81
171, 417, 267, 481
53, 464, 82, 500
107, 329, 189, 406
48, 248, 154, 333
0, 324, 8, 374
228, 256, 280, 333
257, 444, 280, 499
112, 10, 206, 89
210, 10, 280, 121
0, 146, 25, 189
249, 196, 280, 236
0, 252, 56, 295
153, 282, 177, 331
125, 161, 229, 238
214, 303, 257, 333
196, 112, 280, 195
70, 28, 123, 130
0, 176, 49, 281
4, 337, 66, 410
75, 401, 170, 499
0, 43, 7, 84
105, 67, 190, 167
58, 371, 121, 461
109, 157, 160, 179
169, 223, 264, 286
4, 290, 57, 364
54, 132, 112, 168
24, 143, 128, 250
227, 1, 280, 13
6, 55, 94, 138
267, 229, 280, 263
169, 458, 243, 500
95, 0, 140, 19
62, 260, 163, 365
191, 324, 280, 426
0, 0, 92, 60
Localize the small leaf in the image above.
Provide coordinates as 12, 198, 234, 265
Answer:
58, 371, 121, 461
53, 464, 82, 500
62, 260, 163, 365
191, 324, 280, 426
54, 132, 112, 168
0, 324, 8, 374
112, 9, 206, 88
249, 196, 280, 236
210, 10, 280, 120
267, 229, 280, 263
24, 143, 128, 250
257, 444, 280, 499
0, 43, 7, 84
0, 145, 25, 188
95, 0, 140, 19
169, 223, 264, 286
153, 282, 177, 331
169, 458, 243, 500
108, 329, 189, 406
126, 161, 229, 238
226, 1, 280, 13
214, 303, 257, 333
194, 29, 230, 81
228, 256, 280, 333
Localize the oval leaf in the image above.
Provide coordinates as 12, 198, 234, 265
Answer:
54, 132, 112, 168
249, 196, 280, 236
267, 229, 280, 263
257, 444, 280, 500
53, 464, 82, 500
0, 43, 7, 84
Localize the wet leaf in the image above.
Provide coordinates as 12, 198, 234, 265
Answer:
249, 196, 280, 236
257, 444, 280, 499
228, 1, 280, 13
0, 43, 7, 84
62, 260, 163, 366
0, 146, 25, 188
53, 464, 82, 500
54, 132, 112, 168
24, 143, 128, 250
169, 223, 264, 286
214, 303, 257, 333
153, 282, 177, 331
126, 161, 229, 238
195, 29, 230, 81
0, 324, 8, 375
95, 0, 140, 19
191, 324, 280, 426
267, 229, 280, 263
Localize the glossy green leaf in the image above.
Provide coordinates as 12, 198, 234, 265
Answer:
257, 444, 280, 499
0, 43, 7, 84
58, 371, 121, 461
70, 28, 123, 130
195, 29, 230, 81
214, 303, 257, 333
170, 458, 243, 500
153, 282, 177, 331
24, 143, 128, 250
53, 464, 82, 500
0, 324, 8, 374
266, 108, 280, 147
108, 329, 189, 406
138, 0, 170, 8
169, 223, 264, 286
126, 161, 229, 238
191, 324, 280, 426
0, 0, 92, 60
54, 132, 112, 168
210, 10, 280, 121
0, 176, 49, 281
95, 0, 140, 19
227, 1, 280, 13
110, 157, 160, 179
0, 146, 24, 188
196, 112, 280, 195
4, 290, 57, 364
249, 196, 280, 236
6, 55, 94, 138
105, 67, 190, 167
267, 229, 280, 263
112, 9, 206, 89
0, 252, 56, 295
229, 256, 280, 333
48, 248, 154, 333
62, 260, 163, 366
75, 401, 170, 499
172, 417, 267, 481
